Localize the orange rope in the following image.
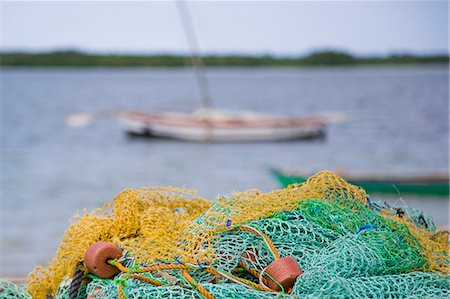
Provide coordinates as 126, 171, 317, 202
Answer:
238, 260, 262, 282
117, 283, 127, 299
110, 261, 188, 273
205, 267, 273, 293
110, 260, 275, 294
182, 269, 216, 299
129, 274, 165, 286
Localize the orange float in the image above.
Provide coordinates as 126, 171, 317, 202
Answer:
84, 242, 122, 278
264, 256, 303, 292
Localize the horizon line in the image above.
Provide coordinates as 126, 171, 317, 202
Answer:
1, 47, 449, 58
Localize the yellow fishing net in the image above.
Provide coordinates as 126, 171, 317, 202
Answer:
27, 171, 449, 299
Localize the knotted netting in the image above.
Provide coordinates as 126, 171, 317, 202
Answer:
1, 171, 448, 299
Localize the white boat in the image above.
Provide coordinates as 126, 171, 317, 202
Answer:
118, 108, 326, 142
65, 1, 347, 142
115, 2, 331, 142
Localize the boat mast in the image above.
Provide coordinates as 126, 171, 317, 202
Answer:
176, 0, 213, 110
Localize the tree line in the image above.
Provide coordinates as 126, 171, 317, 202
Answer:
1, 50, 448, 67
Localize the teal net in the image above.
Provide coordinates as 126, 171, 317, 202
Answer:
0, 281, 29, 299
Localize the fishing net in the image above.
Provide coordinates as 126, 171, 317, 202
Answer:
0, 281, 29, 299
1, 171, 448, 299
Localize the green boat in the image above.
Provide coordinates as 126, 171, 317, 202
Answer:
272, 169, 449, 196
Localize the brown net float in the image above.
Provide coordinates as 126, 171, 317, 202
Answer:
264, 256, 303, 292
83, 242, 123, 278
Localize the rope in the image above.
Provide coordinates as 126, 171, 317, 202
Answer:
238, 260, 262, 281
109, 260, 275, 294
182, 269, 216, 299
105, 223, 284, 297
117, 283, 127, 299
205, 267, 273, 293
129, 274, 165, 286
68, 265, 84, 299
110, 260, 188, 273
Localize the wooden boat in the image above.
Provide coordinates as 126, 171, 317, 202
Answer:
65, 1, 348, 141
118, 109, 327, 142
271, 168, 449, 196
116, 2, 334, 142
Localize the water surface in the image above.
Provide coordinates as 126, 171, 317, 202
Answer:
1, 65, 448, 276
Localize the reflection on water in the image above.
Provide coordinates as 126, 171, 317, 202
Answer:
1, 65, 448, 276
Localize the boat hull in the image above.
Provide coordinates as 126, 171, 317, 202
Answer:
118, 111, 326, 142
273, 171, 449, 196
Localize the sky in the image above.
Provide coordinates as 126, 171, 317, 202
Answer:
1, 1, 448, 56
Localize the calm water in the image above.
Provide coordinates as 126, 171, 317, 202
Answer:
1, 65, 449, 276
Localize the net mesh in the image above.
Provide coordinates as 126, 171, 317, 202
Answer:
1, 171, 448, 299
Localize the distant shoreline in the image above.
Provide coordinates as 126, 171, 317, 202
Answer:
1, 50, 448, 67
